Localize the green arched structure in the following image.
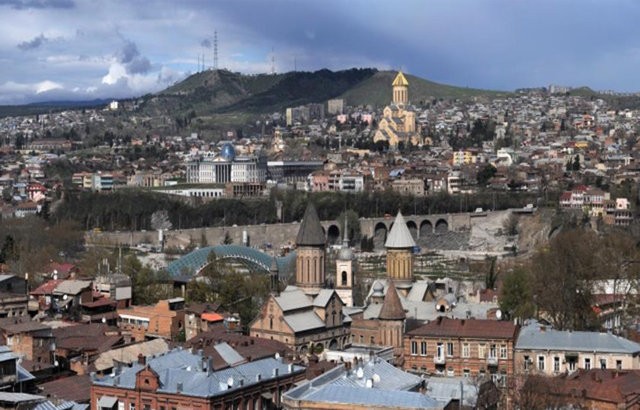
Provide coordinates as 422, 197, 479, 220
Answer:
166, 245, 296, 279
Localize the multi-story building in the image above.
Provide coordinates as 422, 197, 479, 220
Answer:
267, 160, 324, 184
91, 345, 306, 410
514, 321, 640, 376
186, 144, 266, 185
117, 298, 186, 342
391, 178, 425, 196
0, 320, 54, 366
403, 317, 519, 387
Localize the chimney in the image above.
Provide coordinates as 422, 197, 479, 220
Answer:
256, 373, 262, 381
207, 357, 213, 375
137, 353, 145, 366
273, 368, 279, 377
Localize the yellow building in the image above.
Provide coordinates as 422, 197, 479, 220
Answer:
373, 72, 421, 148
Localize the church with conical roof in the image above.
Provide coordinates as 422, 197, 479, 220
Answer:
249, 203, 352, 353
373, 71, 422, 148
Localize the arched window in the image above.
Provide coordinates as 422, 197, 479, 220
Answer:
341, 271, 348, 286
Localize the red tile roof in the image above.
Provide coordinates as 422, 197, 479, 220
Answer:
30, 279, 63, 296
407, 317, 519, 339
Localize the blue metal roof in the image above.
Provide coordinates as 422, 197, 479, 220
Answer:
166, 245, 296, 278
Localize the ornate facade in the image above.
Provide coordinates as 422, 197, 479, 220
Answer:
373, 72, 421, 147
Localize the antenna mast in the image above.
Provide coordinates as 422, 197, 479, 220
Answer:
271, 47, 275, 74
213, 30, 219, 70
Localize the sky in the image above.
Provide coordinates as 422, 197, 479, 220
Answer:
2, 0, 640, 105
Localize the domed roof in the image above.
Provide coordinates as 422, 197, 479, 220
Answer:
338, 245, 353, 261
220, 143, 236, 161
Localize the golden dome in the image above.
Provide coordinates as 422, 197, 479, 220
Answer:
392, 71, 409, 87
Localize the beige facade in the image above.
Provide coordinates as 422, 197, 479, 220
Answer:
373, 72, 421, 147
386, 248, 414, 290
514, 349, 640, 376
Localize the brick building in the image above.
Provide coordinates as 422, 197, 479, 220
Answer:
403, 317, 519, 387
117, 298, 185, 342
91, 345, 306, 410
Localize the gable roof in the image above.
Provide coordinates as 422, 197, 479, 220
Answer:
296, 203, 326, 246
379, 281, 406, 320
274, 286, 313, 312
384, 211, 416, 249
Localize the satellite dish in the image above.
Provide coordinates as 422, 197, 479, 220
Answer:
356, 367, 364, 379
372, 373, 381, 384
54, 360, 59, 366
101, 317, 107, 324
62, 294, 68, 301
227, 376, 234, 386
365, 379, 373, 388
274, 352, 280, 360
496, 309, 503, 320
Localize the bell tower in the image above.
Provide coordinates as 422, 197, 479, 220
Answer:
295, 203, 326, 297
335, 219, 354, 306
392, 71, 409, 106
385, 211, 416, 295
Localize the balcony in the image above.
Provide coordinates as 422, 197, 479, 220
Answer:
487, 356, 499, 367
434, 355, 446, 365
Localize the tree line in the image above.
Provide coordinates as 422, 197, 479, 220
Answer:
54, 188, 556, 232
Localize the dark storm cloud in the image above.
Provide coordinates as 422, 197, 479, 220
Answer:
117, 40, 151, 74
17, 33, 48, 50
0, 0, 74, 9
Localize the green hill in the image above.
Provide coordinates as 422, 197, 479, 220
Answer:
340, 71, 510, 107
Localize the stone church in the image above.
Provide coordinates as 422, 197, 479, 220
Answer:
249, 203, 352, 353
373, 71, 422, 148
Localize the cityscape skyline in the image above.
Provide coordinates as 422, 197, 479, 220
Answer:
2, 0, 640, 104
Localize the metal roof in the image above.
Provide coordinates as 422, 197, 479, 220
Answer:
275, 286, 313, 312
284, 361, 444, 409
92, 347, 304, 398
284, 310, 326, 333
295, 203, 326, 246
384, 211, 416, 249
516, 322, 640, 353
213, 342, 245, 366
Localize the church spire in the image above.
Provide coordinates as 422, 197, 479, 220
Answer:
379, 281, 406, 320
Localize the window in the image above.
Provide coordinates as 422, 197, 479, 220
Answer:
500, 344, 507, 359
118, 403, 125, 410
447, 342, 454, 357
568, 359, 577, 372
478, 344, 486, 359
421, 341, 427, 356
462, 343, 470, 358
600, 358, 607, 369
411, 341, 418, 356
553, 357, 560, 372
463, 369, 470, 378
523, 355, 531, 370
489, 344, 497, 359
436, 343, 444, 360
130, 404, 136, 410
537, 356, 545, 371
616, 360, 622, 370
584, 358, 591, 370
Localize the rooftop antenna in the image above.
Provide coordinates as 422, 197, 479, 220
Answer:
271, 47, 275, 74
294, 56, 297, 72
213, 30, 218, 70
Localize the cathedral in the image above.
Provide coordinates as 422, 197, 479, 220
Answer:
373, 71, 422, 148
249, 203, 352, 353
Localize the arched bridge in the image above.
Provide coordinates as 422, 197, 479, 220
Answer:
166, 245, 297, 279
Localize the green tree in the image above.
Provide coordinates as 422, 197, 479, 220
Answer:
499, 267, 535, 321
477, 164, 497, 187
